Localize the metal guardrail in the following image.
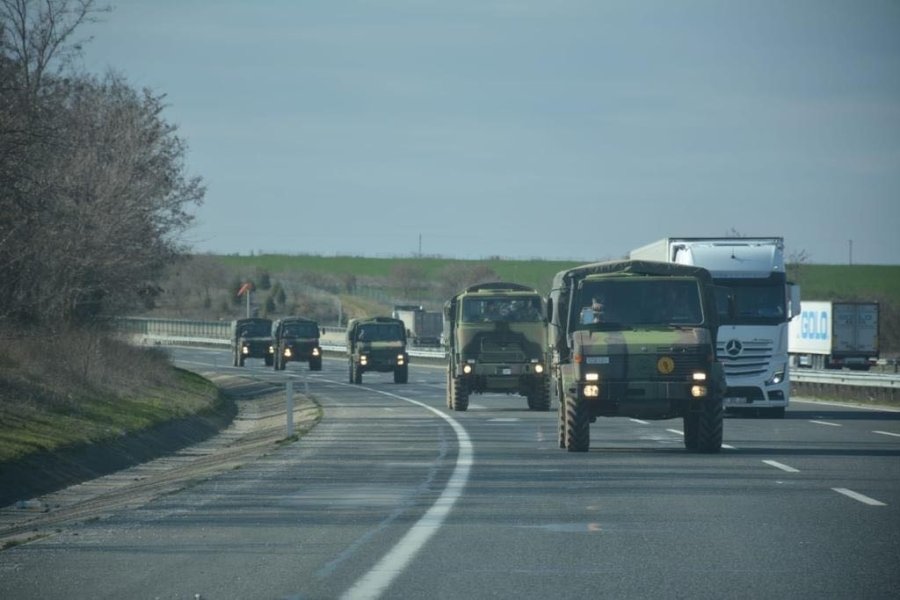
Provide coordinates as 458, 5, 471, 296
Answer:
117, 317, 897, 388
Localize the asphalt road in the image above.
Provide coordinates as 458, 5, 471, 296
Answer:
2, 346, 899, 599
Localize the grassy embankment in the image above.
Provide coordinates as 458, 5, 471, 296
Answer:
0, 329, 222, 465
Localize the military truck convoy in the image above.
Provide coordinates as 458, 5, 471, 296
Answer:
548, 260, 726, 453
443, 282, 550, 411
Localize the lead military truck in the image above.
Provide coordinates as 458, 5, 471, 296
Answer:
548, 260, 726, 452
231, 318, 274, 367
444, 282, 550, 411
272, 317, 323, 371
346, 317, 410, 384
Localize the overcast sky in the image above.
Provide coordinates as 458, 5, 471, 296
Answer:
81, 0, 900, 264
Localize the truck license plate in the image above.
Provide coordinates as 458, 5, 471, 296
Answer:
724, 397, 748, 406
501, 368, 512, 375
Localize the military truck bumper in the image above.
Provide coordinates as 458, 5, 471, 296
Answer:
573, 379, 709, 420
355, 351, 409, 373
455, 361, 547, 394
240, 340, 274, 359
280, 342, 321, 363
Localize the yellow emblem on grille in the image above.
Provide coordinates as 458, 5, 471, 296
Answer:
657, 356, 675, 374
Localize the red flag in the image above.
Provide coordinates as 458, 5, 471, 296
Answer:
237, 282, 252, 297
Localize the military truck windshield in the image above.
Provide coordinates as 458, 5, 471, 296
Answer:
573, 278, 703, 330
358, 323, 404, 341
461, 296, 543, 323
713, 276, 786, 325
239, 322, 269, 337
283, 322, 318, 337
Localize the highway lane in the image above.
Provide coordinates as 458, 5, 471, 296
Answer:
1, 347, 898, 599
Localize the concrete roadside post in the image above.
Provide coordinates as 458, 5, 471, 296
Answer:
286, 380, 294, 437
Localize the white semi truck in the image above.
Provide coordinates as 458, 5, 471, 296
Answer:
788, 301, 879, 371
630, 237, 800, 417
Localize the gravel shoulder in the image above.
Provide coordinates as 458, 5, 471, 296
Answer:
0, 372, 320, 550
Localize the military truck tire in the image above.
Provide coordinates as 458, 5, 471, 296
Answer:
683, 412, 700, 450
348, 362, 355, 384
239, 355, 245, 367
450, 375, 469, 411
557, 399, 566, 448
696, 397, 724, 453
273, 354, 280, 371
394, 365, 408, 384
232, 350, 239, 367
353, 364, 362, 385
564, 394, 590, 452
527, 378, 551, 411
265, 355, 274, 367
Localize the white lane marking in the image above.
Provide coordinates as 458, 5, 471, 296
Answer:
630, 418, 650, 425
874, 430, 900, 438
792, 398, 900, 413
488, 418, 520, 422
763, 460, 800, 473
832, 488, 887, 506
810, 420, 842, 427
341, 387, 473, 600
722, 444, 737, 450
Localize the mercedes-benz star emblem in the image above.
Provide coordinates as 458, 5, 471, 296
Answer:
725, 339, 743, 357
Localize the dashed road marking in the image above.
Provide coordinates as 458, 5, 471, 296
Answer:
630, 418, 650, 425
873, 430, 900, 438
832, 488, 886, 506
810, 420, 842, 427
763, 460, 799, 473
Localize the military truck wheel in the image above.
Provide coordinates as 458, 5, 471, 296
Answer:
353, 363, 362, 385
232, 350, 239, 367
450, 375, 469, 411
394, 365, 408, 384
273, 354, 280, 371
696, 396, 724, 453
527, 378, 551, 411
265, 355, 274, 367
565, 394, 590, 452
557, 398, 566, 448
348, 361, 355, 384
683, 412, 699, 450
239, 354, 245, 367
310, 356, 323, 371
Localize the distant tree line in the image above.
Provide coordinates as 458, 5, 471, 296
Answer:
0, 0, 204, 326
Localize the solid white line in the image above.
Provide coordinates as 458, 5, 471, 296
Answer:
832, 488, 887, 506
722, 444, 737, 450
792, 398, 900, 413
630, 418, 650, 425
809, 420, 842, 427
873, 430, 900, 438
341, 388, 473, 600
763, 460, 800, 473
488, 418, 520, 422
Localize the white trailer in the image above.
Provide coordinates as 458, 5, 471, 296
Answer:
392, 305, 443, 346
789, 301, 879, 370
630, 237, 801, 417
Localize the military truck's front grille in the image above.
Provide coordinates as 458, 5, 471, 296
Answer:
480, 339, 526, 363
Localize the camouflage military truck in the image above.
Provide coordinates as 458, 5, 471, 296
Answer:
443, 282, 550, 411
272, 317, 323, 371
231, 317, 274, 367
548, 260, 726, 452
346, 317, 409, 384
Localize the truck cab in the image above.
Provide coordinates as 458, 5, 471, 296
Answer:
231, 318, 274, 367
549, 260, 726, 453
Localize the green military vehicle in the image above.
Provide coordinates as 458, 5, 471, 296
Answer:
548, 260, 726, 452
346, 317, 409, 384
272, 317, 323, 371
231, 317, 274, 367
444, 282, 550, 411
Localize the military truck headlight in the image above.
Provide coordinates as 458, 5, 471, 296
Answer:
269, 345, 274, 354
312, 348, 320, 356
284, 348, 293, 358
397, 354, 405, 365
692, 372, 707, 382
360, 355, 368, 365
584, 372, 599, 382
766, 364, 786, 386
463, 364, 473, 374
583, 384, 600, 398
534, 364, 544, 374
242, 345, 249, 355
691, 385, 707, 398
